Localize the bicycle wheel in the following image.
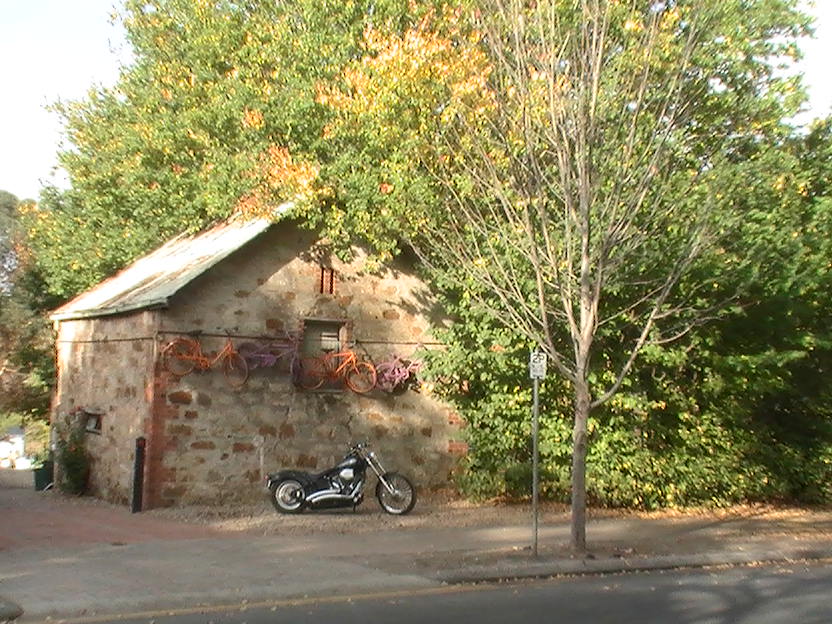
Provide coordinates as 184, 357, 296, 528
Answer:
298, 356, 327, 390
223, 352, 249, 388
346, 361, 377, 394
162, 338, 197, 376
236, 342, 263, 368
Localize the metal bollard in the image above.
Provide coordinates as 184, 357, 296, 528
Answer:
131, 437, 146, 513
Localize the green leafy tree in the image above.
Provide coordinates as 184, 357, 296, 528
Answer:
0, 190, 19, 292
33, 0, 434, 298
320, 0, 810, 550
0, 195, 56, 426
427, 120, 832, 510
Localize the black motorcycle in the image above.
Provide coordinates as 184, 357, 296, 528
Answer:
266, 442, 416, 515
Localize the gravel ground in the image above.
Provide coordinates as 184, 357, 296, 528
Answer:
5, 468, 831, 541
142, 490, 832, 541
143, 490, 565, 536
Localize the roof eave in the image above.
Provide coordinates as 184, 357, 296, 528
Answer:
49, 298, 169, 322
48, 203, 295, 323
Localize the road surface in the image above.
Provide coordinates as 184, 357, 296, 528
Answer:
57, 561, 832, 624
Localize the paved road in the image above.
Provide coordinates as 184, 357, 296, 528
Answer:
75, 562, 832, 624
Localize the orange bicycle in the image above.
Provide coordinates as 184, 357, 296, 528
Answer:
161, 335, 248, 388
298, 349, 377, 393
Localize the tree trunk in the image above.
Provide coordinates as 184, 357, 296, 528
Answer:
571, 376, 591, 552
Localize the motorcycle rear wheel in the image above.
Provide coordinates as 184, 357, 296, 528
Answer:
270, 478, 306, 514
375, 472, 416, 515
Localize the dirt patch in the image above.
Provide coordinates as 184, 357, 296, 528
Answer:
143, 491, 832, 539
143, 492, 539, 535
6, 469, 832, 547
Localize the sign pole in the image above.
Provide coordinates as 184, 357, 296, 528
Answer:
528, 348, 546, 559
532, 373, 540, 558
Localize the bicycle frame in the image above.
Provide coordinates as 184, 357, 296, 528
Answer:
239, 335, 301, 370
265, 343, 300, 369
324, 351, 359, 379
298, 348, 377, 393
186, 338, 236, 371
161, 335, 249, 388
376, 354, 422, 393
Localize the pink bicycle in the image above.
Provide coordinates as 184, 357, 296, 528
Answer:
375, 354, 422, 394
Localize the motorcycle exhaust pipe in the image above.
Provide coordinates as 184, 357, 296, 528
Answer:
307, 492, 359, 504
305, 489, 347, 504
306, 481, 363, 504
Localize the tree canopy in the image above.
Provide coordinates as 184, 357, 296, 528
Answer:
30, 0, 437, 297
30, 0, 810, 301
428, 118, 832, 509
0, 191, 55, 424
0, 190, 19, 292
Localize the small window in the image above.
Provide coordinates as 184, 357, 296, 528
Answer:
303, 320, 344, 355
302, 319, 349, 392
319, 267, 336, 295
84, 410, 103, 434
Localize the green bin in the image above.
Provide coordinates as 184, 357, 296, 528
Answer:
33, 461, 54, 491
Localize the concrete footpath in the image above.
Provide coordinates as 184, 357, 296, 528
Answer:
2, 472, 832, 622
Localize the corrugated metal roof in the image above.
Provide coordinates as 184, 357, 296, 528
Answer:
50, 205, 293, 322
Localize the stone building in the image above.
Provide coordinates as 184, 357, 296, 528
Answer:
50, 209, 464, 508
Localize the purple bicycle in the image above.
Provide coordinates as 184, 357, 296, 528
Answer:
237, 333, 302, 382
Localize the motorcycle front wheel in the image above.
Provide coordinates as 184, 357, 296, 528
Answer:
375, 472, 416, 515
270, 478, 306, 514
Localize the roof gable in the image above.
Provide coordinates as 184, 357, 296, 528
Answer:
51, 205, 292, 322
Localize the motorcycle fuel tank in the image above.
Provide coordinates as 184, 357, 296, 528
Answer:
336, 456, 359, 469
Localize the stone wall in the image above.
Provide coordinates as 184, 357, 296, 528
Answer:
53, 311, 158, 503
151, 222, 462, 506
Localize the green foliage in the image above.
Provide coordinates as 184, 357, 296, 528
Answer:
24, 419, 50, 462
503, 463, 560, 500
424, 290, 574, 500
429, 121, 832, 508
432, 307, 832, 508
0, 412, 21, 435
55, 412, 90, 496
0, 190, 19, 291
32, 0, 432, 298
1, 194, 56, 424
